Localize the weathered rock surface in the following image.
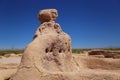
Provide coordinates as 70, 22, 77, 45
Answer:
10, 9, 120, 80
0, 69, 17, 80
88, 50, 120, 59
10, 9, 78, 80
38, 9, 58, 23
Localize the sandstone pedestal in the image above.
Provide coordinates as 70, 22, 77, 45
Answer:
10, 9, 78, 80
10, 9, 120, 80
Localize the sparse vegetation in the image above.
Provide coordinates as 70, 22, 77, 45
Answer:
0, 48, 120, 56
102, 48, 120, 51
72, 48, 120, 53
0, 49, 24, 56
72, 49, 92, 53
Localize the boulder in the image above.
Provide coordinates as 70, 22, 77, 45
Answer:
38, 9, 58, 23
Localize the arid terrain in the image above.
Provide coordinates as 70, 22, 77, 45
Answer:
0, 9, 120, 80
0, 50, 120, 80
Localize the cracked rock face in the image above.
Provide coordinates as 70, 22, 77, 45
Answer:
10, 9, 75, 80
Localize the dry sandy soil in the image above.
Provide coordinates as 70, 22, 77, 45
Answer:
0, 52, 120, 80
0, 55, 21, 80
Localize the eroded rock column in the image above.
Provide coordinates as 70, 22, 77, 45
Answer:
11, 9, 74, 80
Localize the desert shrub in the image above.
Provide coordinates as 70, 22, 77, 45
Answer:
72, 48, 120, 54
0, 49, 24, 56
72, 49, 91, 53
102, 48, 120, 51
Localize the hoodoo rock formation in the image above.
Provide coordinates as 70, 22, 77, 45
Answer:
10, 9, 120, 80
10, 9, 78, 80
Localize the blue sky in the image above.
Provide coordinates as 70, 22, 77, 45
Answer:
0, 0, 120, 49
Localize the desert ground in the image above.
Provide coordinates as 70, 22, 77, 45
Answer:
0, 50, 120, 80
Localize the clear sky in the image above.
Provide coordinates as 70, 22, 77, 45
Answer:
0, 0, 120, 49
